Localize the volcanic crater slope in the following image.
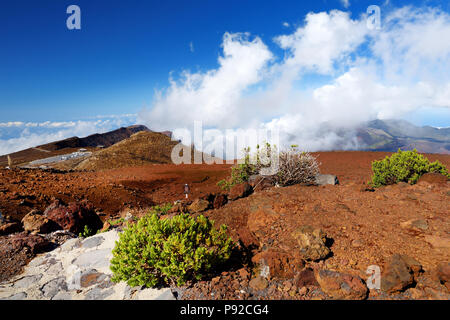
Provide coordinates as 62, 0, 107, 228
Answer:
73, 131, 179, 171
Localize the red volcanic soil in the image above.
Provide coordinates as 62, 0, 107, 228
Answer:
0, 164, 232, 222
0, 151, 448, 222
0, 151, 449, 300
312, 151, 450, 185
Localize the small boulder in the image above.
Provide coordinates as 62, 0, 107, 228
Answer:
291, 226, 331, 261
212, 194, 228, 209
188, 199, 210, 213
249, 276, 268, 291
251, 249, 304, 279
0, 222, 22, 236
248, 175, 275, 191
436, 262, 450, 291
44, 199, 103, 235
295, 268, 319, 287
228, 182, 253, 201
315, 174, 339, 186
400, 219, 428, 233
315, 269, 368, 300
7, 232, 51, 254
381, 254, 422, 294
22, 210, 58, 234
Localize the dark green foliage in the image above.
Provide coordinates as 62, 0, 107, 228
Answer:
217, 144, 275, 190
149, 203, 173, 216
108, 217, 125, 226
78, 225, 96, 238
110, 213, 234, 287
369, 149, 450, 187
218, 147, 257, 190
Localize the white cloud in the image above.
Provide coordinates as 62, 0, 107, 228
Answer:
139, 32, 273, 131
274, 10, 367, 75
138, 7, 450, 153
189, 41, 194, 53
282, 22, 290, 27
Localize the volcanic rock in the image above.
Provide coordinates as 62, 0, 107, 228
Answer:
381, 254, 422, 293
7, 232, 51, 254
295, 268, 319, 287
228, 182, 253, 201
0, 222, 22, 236
315, 269, 368, 300
251, 249, 304, 279
249, 276, 268, 291
188, 199, 209, 213
436, 262, 450, 291
291, 226, 331, 261
44, 199, 103, 235
248, 175, 275, 191
212, 194, 227, 209
22, 210, 58, 234
315, 174, 339, 186
424, 235, 450, 250
400, 219, 428, 233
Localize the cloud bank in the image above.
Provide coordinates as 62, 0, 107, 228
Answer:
138, 6, 450, 154
0, 115, 137, 155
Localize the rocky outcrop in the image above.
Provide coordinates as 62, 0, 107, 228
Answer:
0, 230, 174, 300
44, 200, 103, 235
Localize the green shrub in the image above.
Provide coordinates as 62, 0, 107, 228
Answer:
369, 149, 450, 188
108, 217, 125, 226
218, 147, 257, 190
78, 225, 96, 238
217, 143, 277, 190
149, 203, 173, 216
110, 213, 234, 287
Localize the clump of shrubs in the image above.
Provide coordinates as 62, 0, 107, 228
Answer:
369, 149, 450, 188
149, 203, 173, 216
110, 213, 234, 287
218, 143, 320, 189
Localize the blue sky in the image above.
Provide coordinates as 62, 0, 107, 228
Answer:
1, 0, 450, 154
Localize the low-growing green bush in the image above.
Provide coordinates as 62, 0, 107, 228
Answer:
110, 213, 234, 287
217, 143, 278, 190
149, 203, 173, 216
78, 225, 96, 238
369, 149, 450, 187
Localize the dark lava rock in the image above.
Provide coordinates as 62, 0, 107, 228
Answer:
44, 199, 103, 235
